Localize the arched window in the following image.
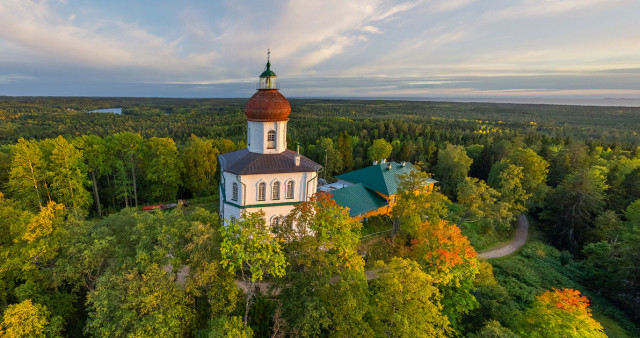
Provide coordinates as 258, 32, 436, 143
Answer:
286, 181, 295, 199
270, 215, 280, 228
230, 216, 236, 223
267, 130, 276, 149
272, 181, 280, 200
257, 182, 266, 201
232, 182, 238, 201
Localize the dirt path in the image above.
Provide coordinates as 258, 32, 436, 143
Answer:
478, 214, 529, 259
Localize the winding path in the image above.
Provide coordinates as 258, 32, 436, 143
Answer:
477, 214, 529, 259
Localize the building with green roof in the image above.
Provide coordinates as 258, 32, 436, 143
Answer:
329, 183, 389, 218
327, 160, 438, 221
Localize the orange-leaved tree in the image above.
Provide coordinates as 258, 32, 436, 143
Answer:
411, 219, 479, 331
520, 288, 606, 337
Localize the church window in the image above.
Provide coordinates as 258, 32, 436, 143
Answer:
258, 182, 266, 201
272, 181, 280, 200
232, 183, 238, 201
286, 181, 295, 199
270, 215, 280, 228
267, 130, 276, 149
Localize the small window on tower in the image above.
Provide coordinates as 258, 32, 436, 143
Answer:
267, 130, 276, 149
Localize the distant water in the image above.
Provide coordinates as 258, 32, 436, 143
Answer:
88, 108, 122, 114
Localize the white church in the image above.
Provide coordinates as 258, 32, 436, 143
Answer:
218, 58, 322, 226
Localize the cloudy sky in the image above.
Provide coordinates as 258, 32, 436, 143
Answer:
1, 0, 639, 101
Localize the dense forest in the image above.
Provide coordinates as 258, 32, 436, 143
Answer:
0, 97, 639, 337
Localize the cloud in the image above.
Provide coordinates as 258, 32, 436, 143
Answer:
480, 0, 628, 22
0, 0, 639, 100
0, 0, 217, 76
0, 73, 36, 84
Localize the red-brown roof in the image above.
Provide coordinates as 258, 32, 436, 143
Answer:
219, 149, 322, 175
245, 89, 291, 122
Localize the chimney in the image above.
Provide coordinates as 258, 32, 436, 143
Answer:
387, 163, 392, 170
373, 160, 378, 165
381, 158, 386, 164
295, 144, 301, 166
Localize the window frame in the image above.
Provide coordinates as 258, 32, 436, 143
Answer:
286, 180, 295, 199
272, 181, 280, 200
232, 182, 239, 201
267, 130, 276, 149
257, 182, 266, 201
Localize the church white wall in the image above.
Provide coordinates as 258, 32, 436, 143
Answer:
245, 205, 296, 227
247, 120, 287, 154
220, 170, 319, 224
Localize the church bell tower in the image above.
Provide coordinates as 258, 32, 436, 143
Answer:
245, 51, 291, 154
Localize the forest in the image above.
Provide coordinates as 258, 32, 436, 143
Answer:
0, 96, 639, 337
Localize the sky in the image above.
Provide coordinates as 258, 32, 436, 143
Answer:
1, 0, 640, 101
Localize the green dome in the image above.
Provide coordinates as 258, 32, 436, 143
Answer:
260, 61, 277, 77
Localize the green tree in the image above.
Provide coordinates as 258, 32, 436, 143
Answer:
86, 264, 196, 337
7, 138, 47, 209
457, 177, 511, 223
4, 201, 67, 273
0, 299, 62, 337
220, 212, 287, 326
181, 209, 238, 319
73, 135, 108, 216
111, 133, 144, 207
48, 136, 91, 210
181, 135, 219, 196
315, 137, 343, 177
145, 137, 182, 201
488, 163, 531, 218
368, 138, 392, 163
390, 167, 449, 241
337, 131, 354, 171
541, 167, 608, 251
494, 148, 550, 208
469, 320, 517, 338
0, 145, 12, 188
398, 140, 417, 162
198, 316, 253, 338
368, 258, 451, 337
433, 143, 473, 199
275, 193, 371, 336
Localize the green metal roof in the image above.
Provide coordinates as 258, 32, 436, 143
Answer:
336, 161, 436, 196
260, 61, 277, 77
330, 183, 388, 217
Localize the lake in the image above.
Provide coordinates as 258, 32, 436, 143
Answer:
88, 108, 122, 114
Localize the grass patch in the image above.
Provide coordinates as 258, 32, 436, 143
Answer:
489, 240, 640, 337
360, 215, 392, 237
187, 194, 220, 213
459, 220, 512, 251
